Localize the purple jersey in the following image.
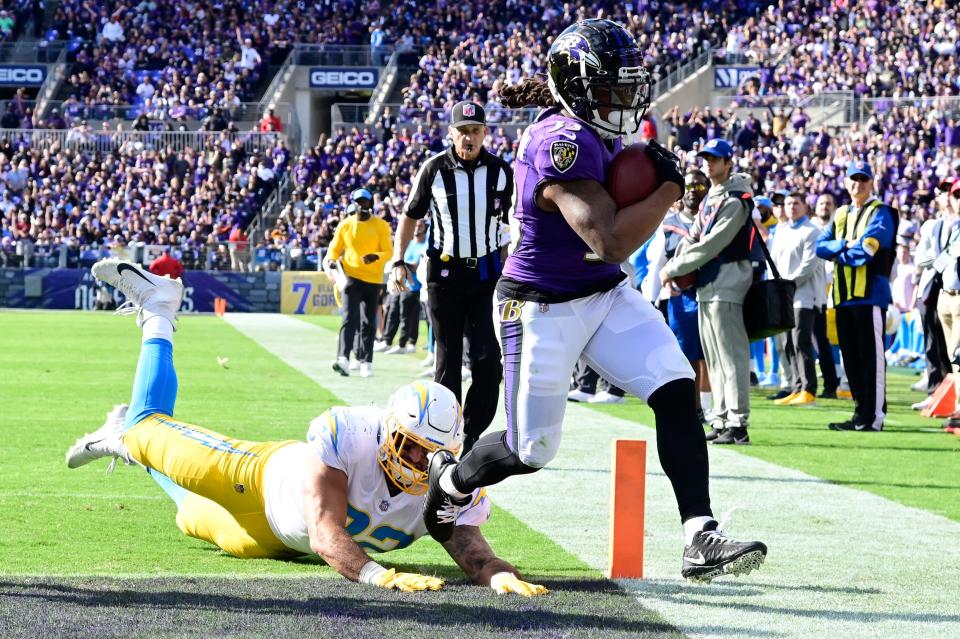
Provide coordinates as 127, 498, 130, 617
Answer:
501, 108, 623, 300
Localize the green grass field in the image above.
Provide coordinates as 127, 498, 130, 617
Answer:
0, 311, 681, 638
2, 310, 959, 638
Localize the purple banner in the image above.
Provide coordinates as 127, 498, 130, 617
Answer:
4, 268, 258, 312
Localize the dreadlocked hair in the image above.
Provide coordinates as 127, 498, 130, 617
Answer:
499, 77, 557, 108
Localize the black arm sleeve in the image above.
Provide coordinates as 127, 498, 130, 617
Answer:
499, 162, 515, 224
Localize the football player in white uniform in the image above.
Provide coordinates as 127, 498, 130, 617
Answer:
66, 258, 547, 596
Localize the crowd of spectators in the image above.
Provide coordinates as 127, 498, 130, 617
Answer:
729, 0, 960, 98
0, 130, 289, 270
43, 0, 383, 122
397, 0, 753, 127
663, 99, 960, 241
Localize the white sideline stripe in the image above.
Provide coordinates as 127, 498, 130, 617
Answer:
225, 313, 960, 639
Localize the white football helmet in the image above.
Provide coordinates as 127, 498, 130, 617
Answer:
379, 381, 464, 495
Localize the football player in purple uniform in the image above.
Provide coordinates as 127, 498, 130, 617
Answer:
423, 19, 767, 582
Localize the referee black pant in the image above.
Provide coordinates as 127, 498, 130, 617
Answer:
836, 304, 886, 427
338, 277, 381, 363
427, 258, 502, 446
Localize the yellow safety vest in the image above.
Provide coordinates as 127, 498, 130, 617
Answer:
832, 200, 883, 306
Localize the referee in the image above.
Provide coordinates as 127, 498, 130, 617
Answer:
390, 100, 513, 452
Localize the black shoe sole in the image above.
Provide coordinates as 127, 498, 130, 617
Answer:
704, 429, 722, 442
332, 362, 349, 377
422, 451, 463, 543
683, 549, 766, 582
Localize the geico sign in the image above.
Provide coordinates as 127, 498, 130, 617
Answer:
310, 70, 376, 88
0, 67, 46, 84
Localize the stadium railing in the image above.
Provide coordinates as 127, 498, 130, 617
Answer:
331, 103, 540, 129
292, 44, 393, 67
713, 93, 960, 128
33, 45, 67, 119
0, 39, 67, 63
36, 101, 275, 124
3, 238, 320, 273
652, 47, 712, 100
0, 127, 286, 153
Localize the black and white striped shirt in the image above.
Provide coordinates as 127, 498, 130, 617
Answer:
404, 148, 513, 259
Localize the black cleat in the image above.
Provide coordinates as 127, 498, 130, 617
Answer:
704, 425, 723, 442
682, 521, 767, 582
828, 420, 882, 432
712, 426, 750, 445
766, 390, 791, 400
422, 449, 470, 543
819, 389, 838, 399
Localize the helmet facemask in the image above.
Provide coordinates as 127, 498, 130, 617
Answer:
550, 63, 651, 140
378, 416, 451, 496
378, 382, 464, 495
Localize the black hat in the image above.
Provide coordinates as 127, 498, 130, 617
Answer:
450, 100, 485, 128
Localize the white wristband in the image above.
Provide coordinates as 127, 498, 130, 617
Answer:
489, 572, 515, 590
358, 560, 388, 585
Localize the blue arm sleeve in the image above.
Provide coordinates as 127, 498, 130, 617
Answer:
815, 224, 843, 260
835, 206, 896, 267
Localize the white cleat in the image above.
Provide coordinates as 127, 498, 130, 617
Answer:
360, 362, 374, 378
66, 404, 133, 471
373, 340, 389, 352
420, 353, 435, 367
567, 389, 594, 403
91, 258, 183, 328
384, 345, 403, 355
589, 391, 625, 404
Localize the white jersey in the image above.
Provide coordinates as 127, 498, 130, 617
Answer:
262, 406, 490, 555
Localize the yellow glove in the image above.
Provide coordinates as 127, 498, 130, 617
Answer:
489, 572, 550, 597
373, 568, 445, 592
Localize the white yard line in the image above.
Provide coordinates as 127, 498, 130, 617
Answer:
225, 313, 960, 639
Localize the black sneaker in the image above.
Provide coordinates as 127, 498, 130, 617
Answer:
422, 450, 471, 543
766, 390, 791, 400
712, 427, 749, 445
819, 389, 838, 399
828, 420, 882, 432
682, 520, 767, 582
749, 372, 759, 386
704, 425, 723, 442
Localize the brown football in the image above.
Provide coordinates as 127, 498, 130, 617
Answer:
605, 142, 659, 209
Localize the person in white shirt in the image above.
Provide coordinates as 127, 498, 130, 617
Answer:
236, 29, 262, 71
770, 191, 825, 406
135, 77, 156, 102
101, 13, 125, 42
66, 258, 547, 597
913, 178, 955, 398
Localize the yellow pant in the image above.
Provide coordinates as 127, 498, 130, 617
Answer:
124, 413, 298, 559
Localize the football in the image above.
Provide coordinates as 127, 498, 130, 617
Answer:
605, 142, 659, 209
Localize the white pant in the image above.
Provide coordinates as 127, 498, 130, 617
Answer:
496, 281, 694, 468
